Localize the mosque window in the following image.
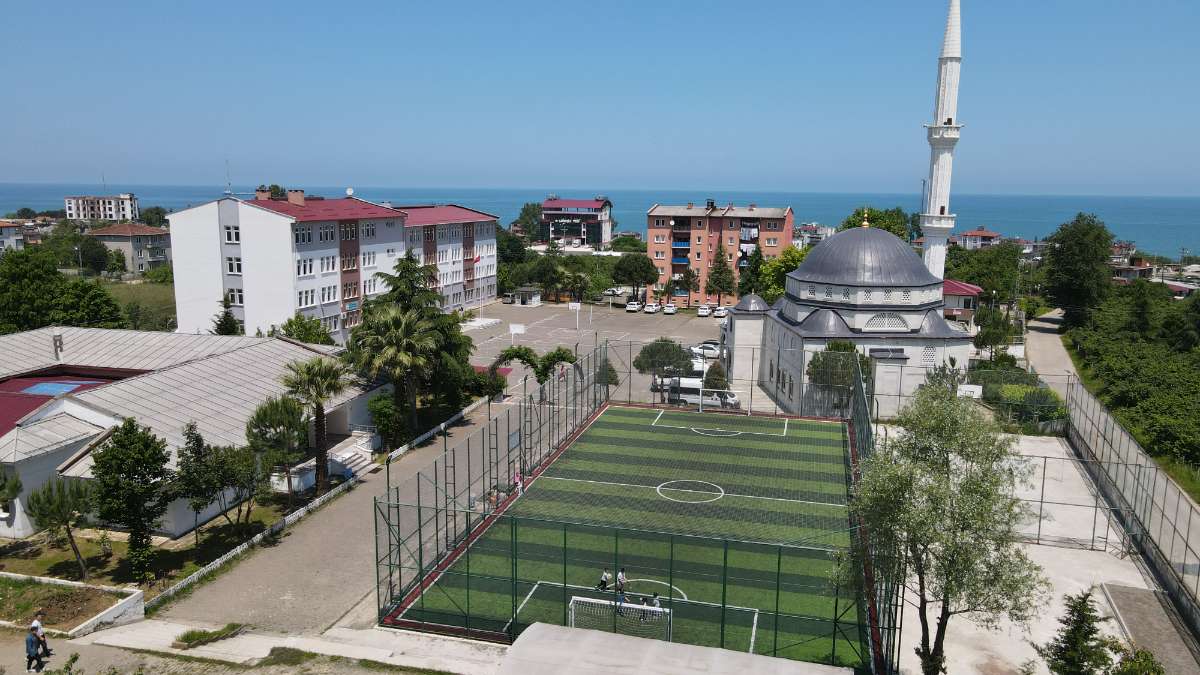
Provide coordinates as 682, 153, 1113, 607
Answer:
864, 313, 908, 331
824, 287, 832, 299
808, 285, 816, 297
902, 289, 912, 303
865, 289, 873, 302
883, 289, 893, 301
842, 288, 851, 301
922, 346, 936, 366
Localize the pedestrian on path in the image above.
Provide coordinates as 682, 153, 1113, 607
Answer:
25, 625, 44, 672
31, 611, 50, 657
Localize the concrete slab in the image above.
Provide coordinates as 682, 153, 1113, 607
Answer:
498, 623, 850, 675
1103, 584, 1200, 675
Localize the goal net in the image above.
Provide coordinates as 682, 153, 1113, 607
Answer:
569, 595, 672, 641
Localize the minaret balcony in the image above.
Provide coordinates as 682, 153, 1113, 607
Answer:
925, 124, 962, 144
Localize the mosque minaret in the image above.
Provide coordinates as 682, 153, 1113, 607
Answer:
919, 0, 962, 280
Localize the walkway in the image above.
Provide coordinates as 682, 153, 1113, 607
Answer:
1024, 309, 1077, 397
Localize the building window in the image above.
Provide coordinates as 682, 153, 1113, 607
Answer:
319, 224, 336, 242
293, 226, 312, 244
226, 288, 244, 306
361, 251, 377, 267
321, 285, 338, 304
364, 278, 377, 294
902, 289, 912, 303
296, 258, 314, 276
362, 222, 376, 238
808, 285, 816, 297
824, 286, 832, 299
386, 247, 396, 257
865, 289, 873, 302
766, 237, 778, 246
341, 255, 358, 271
297, 289, 316, 307
654, 251, 664, 259
842, 288, 851, 301
865, 313, 909, 330
695, 252, 702, 260
225, 225, 241, 243
883, 289, 893, 301
226, 257, 242, 274
728, 237, 734, 246
922, 346, 936, 366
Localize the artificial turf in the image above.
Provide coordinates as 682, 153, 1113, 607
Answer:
389, 405, 867, 667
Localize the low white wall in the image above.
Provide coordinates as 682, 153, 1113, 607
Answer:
1, 442, 92, 539
0, 571, 143, 637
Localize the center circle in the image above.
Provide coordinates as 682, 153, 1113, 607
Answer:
655, 480, 725, 504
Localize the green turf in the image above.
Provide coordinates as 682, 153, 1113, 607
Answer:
393, 406, 866, 667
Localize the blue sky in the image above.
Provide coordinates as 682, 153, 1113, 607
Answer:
4, 1, 1198, 195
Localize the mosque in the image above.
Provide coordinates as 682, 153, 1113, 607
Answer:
724, 0, 971, 416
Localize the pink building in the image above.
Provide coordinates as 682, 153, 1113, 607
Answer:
646, 199, 794, 306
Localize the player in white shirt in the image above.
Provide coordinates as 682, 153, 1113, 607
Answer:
615, 568, 627, 592
595, 568, 611, 591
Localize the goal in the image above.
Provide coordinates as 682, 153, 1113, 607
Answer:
568, 595, 672, 641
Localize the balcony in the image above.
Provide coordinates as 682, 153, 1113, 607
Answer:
145, 247, 168, 261
671, 257, 690, 265
671, 223, 692, 233
671, 241, 690, 249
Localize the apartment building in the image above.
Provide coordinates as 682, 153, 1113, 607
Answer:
0, 220, 25, 252
538, 196, 613, 248
169, 189, 497, 342
794, 223, 835, 248
88, 223, 170, 273
952, 227, 1001, 250
646, 199, 794, 305
398, 204, 500, 312
64, 193, 140, 222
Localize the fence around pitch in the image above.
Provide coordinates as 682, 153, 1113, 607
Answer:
1066, 382, 1200, 642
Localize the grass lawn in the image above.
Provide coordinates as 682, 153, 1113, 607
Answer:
0, 576, 124, 629
388, 406, 866, 668
101, 280, 176, 329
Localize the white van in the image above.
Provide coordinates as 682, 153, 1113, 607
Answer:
665, 377, 740, 408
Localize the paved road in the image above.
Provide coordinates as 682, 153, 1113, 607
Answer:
1024, 309, 1077, 397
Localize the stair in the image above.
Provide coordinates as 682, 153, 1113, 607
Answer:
331, 430, 380, 477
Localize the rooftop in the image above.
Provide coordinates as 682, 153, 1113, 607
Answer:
88, 223, 169, 237
398, 204, 499, 227
542, 198, 610, 210
959, 228, 1001, 237
789, 226, 941, 288
247, 196, 405, 223
943, 279, 983, 297
647, 203, 790, 219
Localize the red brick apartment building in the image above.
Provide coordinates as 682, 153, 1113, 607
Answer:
646, 199, 793, 306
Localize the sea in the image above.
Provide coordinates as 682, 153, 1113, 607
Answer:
2, 183, 1197, 258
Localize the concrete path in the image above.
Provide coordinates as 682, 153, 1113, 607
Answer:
1104, 584, 1200, 675
158, 407, 496, 634
72, 618, 506, 673
1024, 309, 1077, 397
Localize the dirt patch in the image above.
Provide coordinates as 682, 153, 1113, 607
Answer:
0, 577, 122, 629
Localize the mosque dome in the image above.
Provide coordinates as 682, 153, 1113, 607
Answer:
788, 227, 940, 288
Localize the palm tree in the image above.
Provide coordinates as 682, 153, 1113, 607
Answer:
245, 396, 309, 510
566, 271, 591, 302
345, 305, 439, 435
661, 278, 679, 305
679, 268, 700, 307
281, 357, 349, 496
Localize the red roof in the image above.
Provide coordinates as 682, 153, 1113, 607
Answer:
543, 198, 608, 210
400, 205, 499, 227
943, 279, 983, 297
0, 376, 111, 435
247, 197, 404, 223
960, 228, 1000, 237
88, 223, 169, 237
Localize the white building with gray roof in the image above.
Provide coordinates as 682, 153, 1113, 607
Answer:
0, 327, 380, 539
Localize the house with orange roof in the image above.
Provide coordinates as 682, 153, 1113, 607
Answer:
88, 222, 171, 274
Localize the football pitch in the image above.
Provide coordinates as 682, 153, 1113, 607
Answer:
387, 405, 867, 666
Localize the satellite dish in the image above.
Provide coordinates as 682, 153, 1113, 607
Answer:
345, 187, 354, 196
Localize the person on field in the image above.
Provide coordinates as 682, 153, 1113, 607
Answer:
595, 568, 611, 591
615, 568, 627, 592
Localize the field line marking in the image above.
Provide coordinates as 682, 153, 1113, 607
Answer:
783, 418, 789, 437
652, 409, 664, 427
537, 581, 763, 612
627, 578, 688, 601
539, 475, 847, 509
504, 580, 542, 632
749, 608, 759, 653
650, 420, 787, 438
689, 428, 742, 437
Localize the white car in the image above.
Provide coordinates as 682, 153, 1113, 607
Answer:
662, 303, 678, 315
643, 302, 661, 314
604, 288, 621, 296
625, 301, 642, 312
690, 343, 721, 359
696, 304, 712, 317
712, 306, 728, 318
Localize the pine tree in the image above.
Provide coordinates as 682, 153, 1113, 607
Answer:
705, 242, 736, 305
737, 246, 765, 297
27, 479, 93, 580
1034, 591, 1116, 674
211, 296, 241, 335
703, 361, 729, 391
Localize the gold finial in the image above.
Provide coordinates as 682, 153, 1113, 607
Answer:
861, 207, 870, 228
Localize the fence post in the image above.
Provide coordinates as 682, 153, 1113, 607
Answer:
831, 575, 840, 665
773, 545, 782, 657
1037, 456, 1047, 544
668, 534, 675, 640
510, 516, 518, 639
613, 527, 620, 634
562, 522, 569, 626
720, 539, 729, 649
417, 475, 425, 626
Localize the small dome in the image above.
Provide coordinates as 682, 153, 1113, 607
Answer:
733, 294, 770, 312
789, 227, 940, 288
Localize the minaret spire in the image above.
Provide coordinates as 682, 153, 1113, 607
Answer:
920, 0, 962, 280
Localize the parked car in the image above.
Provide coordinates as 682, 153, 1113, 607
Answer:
690, 343, 721, 359
625, 301, 642, 312
604, 288, 622, 296
712, 306, 728, 318
502, 293, 515, 304
696, 304, 712, 317
662, 303, 678, 315
664, 377, 740, 408
644, 302, 661, 314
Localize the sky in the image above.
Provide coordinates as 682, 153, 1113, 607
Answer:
3, 1, 1198, 196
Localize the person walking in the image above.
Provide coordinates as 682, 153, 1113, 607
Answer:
25, 625, 44, 672
615, 567, 627, 593
31, 611, 50, 658
595, 567, 611, 592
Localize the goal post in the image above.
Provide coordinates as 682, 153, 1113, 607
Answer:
569, 595, 672, 642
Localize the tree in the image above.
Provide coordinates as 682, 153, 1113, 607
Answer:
660, 277, 679, 304
368, 394, 406, 450
90, 419, 173, 581
0, 249, 65, 333
838, 206, 917, 241
1046, 213, 1114, 327
140, 206, 169, 227
759, 245, 809, 303
282, 357, 350, 496
678, 268, 700, 307
143, 264, 173, 284
511, 202, 541, 241
15, 207, 37, 220
1110, 647, 1166, 675
597, 359, 621, 395
737, 246, 765, 297
261, 184, 286, 199
633, 338, 692, 402
344, 306, 438, 439
610, 236, 646, 253
847, 385, 1049, 675
806, 341, 870, 408
211, 296, 241, 335
272, 313, 335, 345
105, 249, 126, 274
53, 279, 125, 329
173, 423, 222, 544
703, 361, 728, 391
27, 479, 92, 580
1033, 591, 1116, 674
491, 345, 576, 385
244, 397, 308, 510
613, 254, 658, 301
565, 270, 591, 301
374, 252, 440, 312
41, 225, 109, 274
530, 255, 564, 301
497, 226, 530, 265
705, 242, 736, 305
944, 242, 1023, 305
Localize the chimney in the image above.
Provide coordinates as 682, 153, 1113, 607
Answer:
686, 202, 694, 209
254, 187, 270, 200
52, 332, 64, 361
286, 189, 305, 206
705, 198, 715, 210
748, 203, 756, 211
